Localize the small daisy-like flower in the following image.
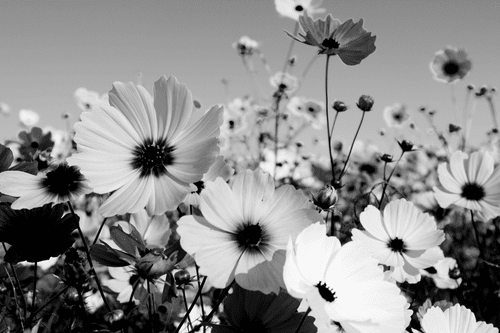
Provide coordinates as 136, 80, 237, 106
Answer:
19, 109, 40, 127
0, 203, 79, 263
430, 46, 472, 83
212, 283, 316, 333
287, 12, 376, 66
351, 199, 445, 283
433, 150, 500, 221
74, 87, 108, 111
269, 72, 299, 95
415, 304, 498, 333
0, 163, 92, 209
288, 96, 325, 129
383, 103, 409, 128
284, 223, 410, 333
177, 168, 322, 294
233, 36, 259, 56
274, 0, 325, 21
67, 76, 223, 217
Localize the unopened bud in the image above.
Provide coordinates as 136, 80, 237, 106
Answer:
380, 154, 393, 163
467, 84, 475, 91
356, 95, 374, 112
104, 309, 126, 332
312, 185, 338, 211
332, 100, 348, 112
398, 140, 416, 152
448, 124, 461, 133
174, 269, 192, 287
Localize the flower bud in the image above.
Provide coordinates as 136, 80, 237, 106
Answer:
174, 269, 191, 286
448, 124, 461, 133
332, 100, 348, 112
312, 185, 338, 211
380, 154, 393, 163
65, 287, 80, 306
136, 248, 177, 279
397, 140, 416, 152
467, 84, 475, 90
104, 309, 126, 332
356, 95, 374, 112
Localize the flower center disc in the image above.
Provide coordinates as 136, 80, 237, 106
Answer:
131, 139, 175, 178
443, 61, 459, 75
236, 223, 263, 249
316, 281, 336, 302
461, 183, 485, 201
322, 38, 340, 49
42, 164, 85, 196
388, 237, 406, 253
295, 5, 304, 12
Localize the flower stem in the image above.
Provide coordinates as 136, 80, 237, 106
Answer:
339, 110, 367, 179
294, 307, 311, 333
68, 201, 111, 312
2, 242, 27, 317
379, 151, 404, 208
174, 276, 207, 333
486, 95, 499, 132
329, 110, 340, 145
194, 264, 206, 333
181, 288, 194, 330
470, 210, 485, 261
31, 262, 37, 311
92, 217, 108, 245
323, 55, 335, 180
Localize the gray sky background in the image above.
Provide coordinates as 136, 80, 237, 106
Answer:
1, 0, 499, 155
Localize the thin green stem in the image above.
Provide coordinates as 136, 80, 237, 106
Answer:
2, 242, 27, 317
173, 276, 207, 333
3, 266, 25, 331
486, 95, 499, 131
194, 264, 206, 333
470, 210, 485, 261
68, 201, 112, 312
30, 285, 69, 319
147, 281, 154, 333
181, 288, 193, 331
294, 307, 311, 333
92, 217, 108, 245
449, 83, 460, 126
379, 151, 404, 208
281, 22, 299, 75
323, 55, 335, 180
329, 110, 340, 145
339, 111, 367, 179
31, 262, 37, 311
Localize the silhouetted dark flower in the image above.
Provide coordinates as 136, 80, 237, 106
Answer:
0, 203, 79, 263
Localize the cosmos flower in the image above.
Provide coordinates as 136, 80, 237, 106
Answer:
183, 155, 234, 206
351, 199, 445, 283
284, 223, 410, 333
0, 163, 92, 210
19, 109, 40, 127
286, 12, 376, 66
67, 75, 223, 217
433, 150, 500, 221
274, 0, 325, 21
233, 36, 260, 56
115, 209, 171, 248
288, 96, 325, 129
0, 203, 78, 263
415, 304, 498, 333
269, 72, 299, 95
74, 87, 108, 112
0, 102, 11, 116
383, 103, 409, 128
430, 46, 472, 83
177, 168, 322, 294
212, 283, 316, 333
421, 247, 462, 289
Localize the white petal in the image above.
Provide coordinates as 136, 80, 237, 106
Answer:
202, 155, 234, 182
470, 151, 494, 185
449, 151, 469, 184
145, 173, 192, 215
358, 205, 389, 241
0, 171, 42, 197
421, 306, 451, 333
234, 250, 283, 294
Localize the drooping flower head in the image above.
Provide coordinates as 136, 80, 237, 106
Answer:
0, 203, 79, 263
177, 168, 322, 294
67, 76, 223, 217
433, 150, 500, 221
351, 199, 445, 283
430, 46, 472, 83
284, 223, 410, 333
274, 0, 325, 21
416, 304, 498, 333
0, 163, 92, 209
287, 12, 376, 65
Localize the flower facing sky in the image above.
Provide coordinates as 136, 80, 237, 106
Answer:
284, 223, 410, 333
0, 163, 92, 209
177, 168, 322, 294
383, 103, 410, 128
286, 12, 376, 65
233, 36, 260, 56
430, 46, 472, 83
288, 96, 326, 129
269, 72, 299, 95
351, 199, 445, 283
416, 304, 498, 333
274, 0, 325, 21
433, 150, 500, 221
67, 75, 223, 217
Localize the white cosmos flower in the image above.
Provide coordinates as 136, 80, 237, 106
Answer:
275, 0, 325, 21
383, 103, 409, 128
351, 199, 445, 283
416, 304, 498, 333
430, 46, 472, 83
115, 209, 171, 248
0, 163, 92, 210
19, 109, 40, 127
74, 87, 108, 111
67, 76, 223, 217
421, 247, 462, 290
433, 150, 500, 221
284, 223, 410, 333
177, 168, 322, 294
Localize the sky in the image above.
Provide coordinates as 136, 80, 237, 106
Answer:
0, 0, 499, 156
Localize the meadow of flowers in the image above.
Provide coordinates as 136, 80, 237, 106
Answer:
1, 1, 500, 332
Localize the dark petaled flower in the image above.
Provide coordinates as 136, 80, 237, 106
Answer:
286, 12, 376, 65
332, 100, 348, 112
397, 140, 417, 152
0, 163, 92, 210
212, 283, 317, 333
13, 127, 54, 170
356, 95, 374, 112
0, 203, 79, 263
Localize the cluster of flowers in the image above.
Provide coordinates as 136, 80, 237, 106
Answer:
0, 0, 499, 333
